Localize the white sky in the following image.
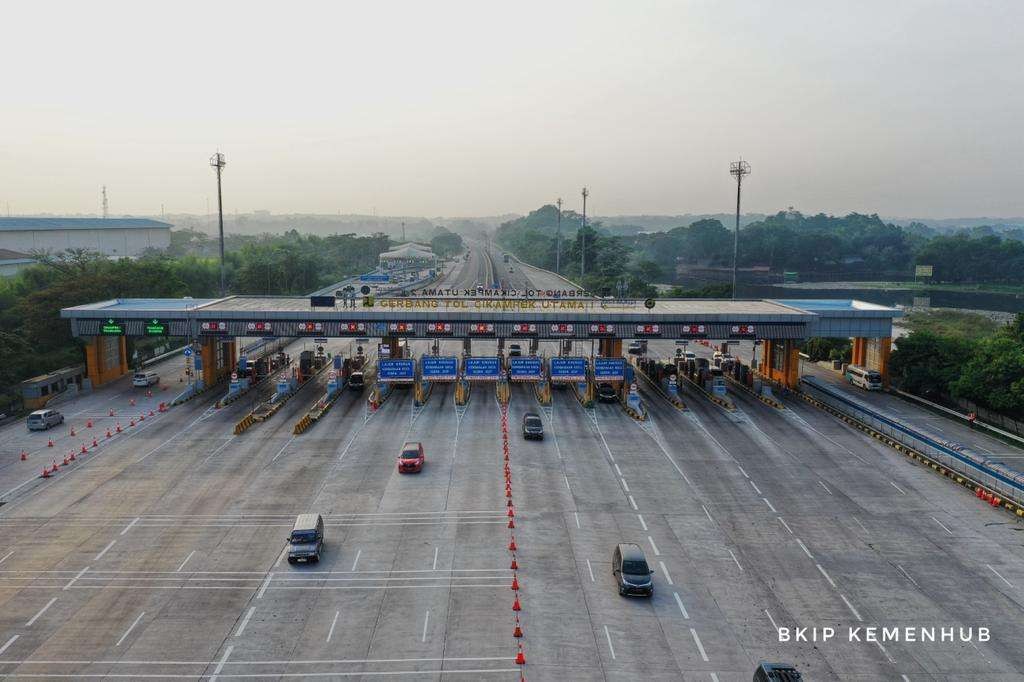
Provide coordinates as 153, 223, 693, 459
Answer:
1, 1, 1022, 218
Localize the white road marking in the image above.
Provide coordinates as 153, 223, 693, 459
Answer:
210, 644, 234, 682
764, 609, 779, 632
628, 495, 638, 510
115, 611, 145, 646
750, 480, 762, 495
737, 465, 749, 478
633, 418, 694, 485
564, 474, 572, 492
176, 551, 196, 573
763, 498, 777, 513
614, 463, 623, 476
93, 539, 117, 561
728, 549, 743, 571
574, 511, 581, 529
235, 607, 256, 636
986, 564, 1014, 588
710, 674, 721, 682
432, 547, 438, 571
271, 436, 296, 463
897, 564, 919, 588
0, 550, 12, 565
0, 635, 18, 655
274, 547, 288, 568
120, 517, 141, 535
327, 610, 340, 642
637, 514, 647, 531
586, 559, 595, 582
777, 517, 793, 535
816, 563, 837, 588
63, 566, 89, 590
840, 593, 863, 621
931, 517, 953, 535
673, 591, 689, 619
875, 639, 895, 663
795, 538, 813, 559
421, 610, 430, 642
351, 550, 362, 572
603, 625, 616, 660
257, 573, 273, 598
648, 536, 661, 556
659, 561, 673, 585
0, 654, 517, 666
690, 628, 709, 662
818, 480, 832, 495
24, 597, 58, 627
901, 675, 911, 682
852, 516, 869, 534
702, 505, 713, 522
890, 481, 906, 495
620, 478, 630, 492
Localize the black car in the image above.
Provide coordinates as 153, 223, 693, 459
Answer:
508, 344, 522, 357
753, 662, 802, 681
612, 543, 653, 596
597, 383, 618, 403
522, 412, 543, 440
287, 513, 324, 564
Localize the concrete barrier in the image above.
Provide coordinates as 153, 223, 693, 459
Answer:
680, 373, 735, 411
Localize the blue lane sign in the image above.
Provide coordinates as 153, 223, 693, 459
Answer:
550, 357, 587, 382
378, 358, 415, 383
421, 356, 458, 381
360, 273, 391, 283
509, 356, 543, 381
183, 348, 193, 357
465, 356, 501, 381
594, 357, 625, 381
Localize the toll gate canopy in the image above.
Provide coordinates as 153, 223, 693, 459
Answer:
61, 296, 899, 340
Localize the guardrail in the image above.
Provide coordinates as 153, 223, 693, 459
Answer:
892, 388, 1024, 448
800, 377, 1024, 512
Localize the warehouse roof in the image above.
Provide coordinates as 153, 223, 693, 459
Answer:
0, 218, 172, 231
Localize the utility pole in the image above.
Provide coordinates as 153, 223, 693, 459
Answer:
401, 221, 406, 242
580, 187, 589, 277
101, 185, 108, 218
210, 152, 227, 297
555, 198, 563, 275
729, 160, 751, 299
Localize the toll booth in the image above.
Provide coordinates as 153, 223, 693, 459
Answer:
20, 365, 87, 410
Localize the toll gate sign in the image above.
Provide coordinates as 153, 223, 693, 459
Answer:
421, 356, 458, 381
464, 356, 501, 381
550, 356, 587, 382
378, 358, 415, 383
594, 357, 625, 381
509, 356, 543, 381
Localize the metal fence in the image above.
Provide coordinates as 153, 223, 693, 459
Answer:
952, 397, 1024, 439
801, 377, 1024, 506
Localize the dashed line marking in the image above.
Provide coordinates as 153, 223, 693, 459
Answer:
777, 517, 793, 535
564, 474, 572, 492
897, 564, 919, 588
737, 465, 749, 478
931, 517, 953, 535
94, 540, 117, 561
659, 561, 673, 585
351, 549, 362, 572
750, 480, 762, 495
690, 628, 709, 662
840, 593, 863, 621
257, 573, 273, 599
648, 536, 661, 556
986, 564, 1014, 588
432, 547, 438, 571
852, 516, 869, 535
0, 550, 12, 565
63, 566, 89, 590
875, 639, 895, 663
702, 505, 713, 522
586, 559, 595, 583
764, 609, 779, 632
816, 563, 836, 588
115, 611, 145, 646
0, 635, 18, 655
176, 551, 196, 573
620, 478, 630, 492
795, 538, 813, 559
603, 625, 616, 660
890, 481, 906, 495
818, 480, 832, 495
763, 498, 777, 513
637, 514, 647, 531
235, 607, 255, 636
327, 610, 340, 642
727, 549, 743, 571
673, 592, 690, 619
628, 495, 638, 510
210, 644, 233, 682
24, 597, 57, 627
614, 463, 623, 476
421, 610, 430, 642
574, 511, 581, 529
120, 517, 141, 535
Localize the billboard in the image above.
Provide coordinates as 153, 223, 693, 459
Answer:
915, 264, 933, 278
550, 356, 587, 382
465, 356, 501, 381
593, 357, 625, 381
509, 356, 543, 381
377, 358, 415, 383
421, 356, 458, 381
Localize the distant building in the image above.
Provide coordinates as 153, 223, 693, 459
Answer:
0, 217, 172, 258
0, 248, 36, 277
378, 242, 437, 272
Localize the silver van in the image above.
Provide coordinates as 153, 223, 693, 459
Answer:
133, 371, 159, 387
27, 409, 64, 431
287, 513, 325, 564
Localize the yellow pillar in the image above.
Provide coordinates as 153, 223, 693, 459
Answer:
851, 337, 867, 367
783, 339, 800, 389
877, 337, 892, 388
84, 336, 129, 387
201, 339, 217, 387
598, 338, 622, 357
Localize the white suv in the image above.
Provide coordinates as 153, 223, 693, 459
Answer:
132, 372, 159, 387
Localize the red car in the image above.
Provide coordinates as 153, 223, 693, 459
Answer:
398, 441, 425, 473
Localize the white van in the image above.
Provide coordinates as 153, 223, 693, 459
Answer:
845, 365, 882, 391
132, 371, 159, 387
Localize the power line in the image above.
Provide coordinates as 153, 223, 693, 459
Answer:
729, 159, 751, 299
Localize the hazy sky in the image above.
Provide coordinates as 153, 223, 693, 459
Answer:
2, 1, 1022, 219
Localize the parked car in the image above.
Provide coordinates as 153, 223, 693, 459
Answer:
522, 412, 544, 440
508, 344, 522, 357
27, 409, 64, 431
597, 383, 618, 403
287, 513, 324, 564
612, 543, 654, 597
398, 441, 425, 473
133, 371, 159, 387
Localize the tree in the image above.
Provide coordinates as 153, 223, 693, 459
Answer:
889, 332, 970, 399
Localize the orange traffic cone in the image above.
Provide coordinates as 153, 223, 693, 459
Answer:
515, 644, 526, 664
149, 410, 154, 417
109, 408, 115, 417
129, 398, 135, 406
139, 413, 145, 421
87, 419, 93, 428
92, 438, 98, 447
47, 439, 54, 447
41, 467, 50, 478
51, 461, 59, 474
80, 444, 87, 454
20, 451, 27, 461
511, 574, 519, 590
508, 518, 515, 529
513, 617, 523, 638
62, 455, 70, 466
116, 423, 122, 433
508, 536, 517, 552
510, 556, 518, 570
106, 429, 112, 438
512, 595, 521, 611
70, 427, 76, 437
507, 507, 515, 517
129, 419, 135, 427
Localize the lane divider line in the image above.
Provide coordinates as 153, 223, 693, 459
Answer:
235, 607, 255, 637
24, 597, 58, 627
115, 611, 145, 646
674, 592, 690, 619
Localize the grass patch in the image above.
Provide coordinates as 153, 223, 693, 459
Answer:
902, 309, 1000, 341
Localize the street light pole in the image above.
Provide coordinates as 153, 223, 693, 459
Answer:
210, 152, 227, 297
729, 160, 751, 300
580, 187, 589, 277
555, 197, 562, 275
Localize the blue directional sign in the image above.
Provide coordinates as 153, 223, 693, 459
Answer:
183, 347, 193, 357
509, 356, 543, 381
550, 356, 587, 382
378, 358, 415, 383
421, 356, 458, 381
360, 273, 391, 283
464, 356, 501, 381
594, 357, 625, 381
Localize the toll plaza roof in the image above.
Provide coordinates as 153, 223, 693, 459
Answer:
62, 295, 900, 340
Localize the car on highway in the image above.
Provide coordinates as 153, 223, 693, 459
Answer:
684, 350, 697, 362
612, 542, 654, 597
508, 344, 522, 356
712, 351, 724, 367
597, 382, 618, 403
287, 513, 324, 564
348, 371, 365, 390
26, 408, 63, 431
522, 412, 543, 440
753, 662, 802, 681
132, 371, 159, 387
398, 441, 425, 473
627, 340, 646, 355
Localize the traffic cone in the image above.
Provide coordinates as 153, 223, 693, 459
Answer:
116, 423, 122, 433
129, 398, 135, 406
507, 498, 514, 507
505, 487, 512, 498
149, 410, 154, 417
508, 518, 515, 529
515, 644, 526, 664
511, 574, 519, 590
41, 467, 50, 478
508, 536, 517, 552
51, 461, 58, 474
513, 617, 523, 638
109, 408, 115, 417
80, 444, 87, 454
139, 413, 145, 421
62, 455, 70, 466
20, 451, 27, 461
92, 438, 98, 447
47, 438, 54, 447
106, 429, 112, 438
510, 556, 518, 570
70, 427, 76, 437
991, 496, 1001, 507
129, 419, 135, 427
146, 389, 152, 398
512, 595, 521, 611
507, 507, 515, 517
